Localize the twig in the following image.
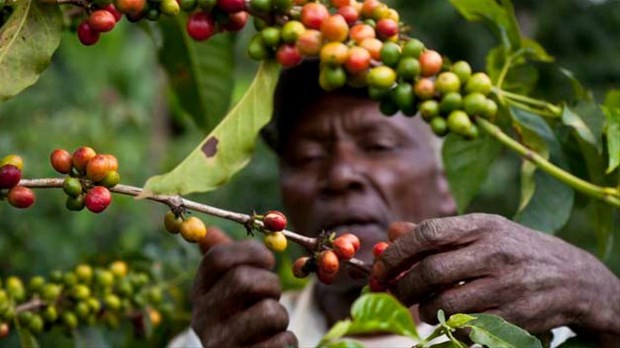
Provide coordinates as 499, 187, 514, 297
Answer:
17, 178, 371, 273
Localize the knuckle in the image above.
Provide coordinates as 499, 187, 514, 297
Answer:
258, 299, 289, 328
416, 219, 441, 247
421, 256, 447, 283
243, 240, 276, 267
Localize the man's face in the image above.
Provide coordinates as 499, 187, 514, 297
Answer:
279, 92, 452, 286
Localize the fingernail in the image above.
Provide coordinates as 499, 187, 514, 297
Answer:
372, 261, 386, 281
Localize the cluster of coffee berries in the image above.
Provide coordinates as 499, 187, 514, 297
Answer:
50, 147, 120, 213
0, 155, 36, 209
77, 4, 123, 46
164, 210, 208, 243
260, 210, 288, 252
183, 0, 251, 41
0, 261, 165, 340
292, 233, 360, 284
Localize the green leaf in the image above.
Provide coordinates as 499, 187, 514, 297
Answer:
14, 320, 39, 348
446, 313, 476, 329
511, 108, 574, 233
442, 132, 502, 213
449, 0, 521, 51
602, 106, 619, 174
346, 293, 419, 340
0, 0, 62, 101
318, 339, 365, 348
521, 38, 554, 63
427, 341, 463, 348
559, 68, 593, 102
562, 106, 601, 153
485, 45, 506, 83
604, 89, 620, 109
158, 17, 235, 132
142, 61, 280, 195
466, 313, 542, 348
321, 320, 352, 342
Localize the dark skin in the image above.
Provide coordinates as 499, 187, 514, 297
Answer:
191, 92, 620, 347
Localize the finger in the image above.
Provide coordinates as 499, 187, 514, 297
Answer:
193, 240, 276, 295
418, 277, 499, 325
374, 215, 486, 282
199, 226, 232, 254
390, 246, 491, 306
248, 331, 298, 348
388, 221, 416, 242
229, 299, 290, 345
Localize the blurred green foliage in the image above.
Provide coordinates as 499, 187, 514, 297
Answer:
0, 0, 618, 346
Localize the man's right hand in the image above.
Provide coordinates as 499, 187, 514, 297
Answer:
191, 228, 298, 348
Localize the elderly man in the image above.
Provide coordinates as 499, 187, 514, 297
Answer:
181, 61, 620, 348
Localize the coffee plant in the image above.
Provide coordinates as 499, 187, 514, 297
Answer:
0, 0, 618, 347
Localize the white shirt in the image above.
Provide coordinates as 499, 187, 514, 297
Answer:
169, 280, 574, 348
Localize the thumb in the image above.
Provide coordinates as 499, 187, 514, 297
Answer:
198, 226, 232, 254
388, 221, 417, 242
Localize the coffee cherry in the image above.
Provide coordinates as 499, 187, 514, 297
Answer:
85, 186, 111, 213
337, 5, 359, 25
391, 83, 415, 115
261, 27, 281, 47
0, 165, 21, 189
221, 11, 248, 31
71, 284, 91, 300
402, 38, 424, 58
75, 302, 90, 319
301, 2, 328, 30
263, 210, 287, 232
7, 186, 35, 209
198, 0, 217, 10
77, 21, 100, 46
86, 154, 110, 182
103, 4, 123, 22
87, 298, 101, 313
281, 20, 305, 43
397, 57, 421, 81
0, 154, 23, 170
380, 41, 401, 68
217, 0, 245, 13
114, 0, 146, 14
161, 0, 181, 16
361, 0, 381, 18
28, 276, 45, 293
465, 124, 479, 139
292, 257, 311, 278
368, 86, 389, 101
431, 117, 448, 137
110, 261, 128, 278
359, 38, 382, 60
148, 308, 163, 326
419, 50, 443, 77
63, 272, 78, 287
99, 170, 120, 188
95, 270, 115, 287
42, 306, 58, 323
66, 195, 85, 211
125, 11, 144, 22
250, 0, 271, 13
414, 78, 435, 100
272, 0, 292, 12
61, 311, 78, 330
296, 29, 322, 56
162, 211, 182, 234
318, 250, 339, 275
419, 100, 439, 121
464, 92, 487, 116
367, 66, 396, 90
75, 264, 93, 283
340, 233, 360, 252
50, 149, 73, 174
380, 98, 399, 116
17, 312, 33, 327
29, 314, 44, 334
0, 323, 9, 339
369, 276, 387, 292
179, 0, 197, 11
40, 284, 62, 302
321, 14, 349, 42
465, 72, 493, 95
89, 10, 116, 32
372, 241, 389, 259
481, 99, 498, 119
451, 61, 472, 84
187, 12, 216, 41
320, 42, 348, 66
376, 18, 398, 39
180, 216, 208, 243
317, 268, 337, 284
320, 66, 346, 91
447, 110, 473, 136
72, 146, 97, 173
435, 72, 461, 95
264, 232, 287, 252
345, 46, 371, 74
247, 35, 268, 61
333, 236, 355, 261
350, 24, 375, 44
439, 92, 463, 114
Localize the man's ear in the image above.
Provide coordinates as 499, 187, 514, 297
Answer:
436, 169, 457, 217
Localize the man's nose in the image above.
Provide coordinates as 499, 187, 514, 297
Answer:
320, 144, 365, 195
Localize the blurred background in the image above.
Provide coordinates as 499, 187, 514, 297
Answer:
0, 0, 618, 346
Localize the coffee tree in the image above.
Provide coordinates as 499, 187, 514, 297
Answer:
0, 0, 618, 347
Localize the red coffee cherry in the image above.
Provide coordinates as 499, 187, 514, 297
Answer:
340, 233, 360, 252
187, 12, 217, 41
419, 50, 443, 77
369, 276, 387, 292
85, 186, 112, 213
333, 236, 355, 261
0, 323, 9, 339
321, 14, 349, 42
77, 21, 100, 46
217, 0, 245, 13
350, 24, 375, 44
7, 186, 35, 209
372, 241, 390, 259
103, 4, 123, 22
50, 149, 73, 174
296, 29, 323, 56
86, 154, 111, 182
276, 44, 303, 68
263, 210, 287, 232
221, 11, 248, 32
102, 154, 119, 172
361, 0, 381, 18
337, 5, 359, 26
318, 250, 339, 275
376, 18, 398, 39
0, 165, 21, 189
89, 10, 117, 33
301, 2, 329, 30
317, 267, 337, 285
114, 0, 146, 14
292, 257, 311, 278
414, 78, 436, 100
72, 146, 97, 173
330, 0, 350, 8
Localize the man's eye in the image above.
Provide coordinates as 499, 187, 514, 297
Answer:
365, 142, 396, 153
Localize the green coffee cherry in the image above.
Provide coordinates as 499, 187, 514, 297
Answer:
43, 306, 58, 323
197, 0, 216, 10
447, 110, 473, 136
28, 276, 45, 293
75, 302, 90, 319
465, 72, 493, 95
248, 35, 268, 61
49, 270, 63, 283
29, 314, 44, 334
430, 117, 448, 136
435, 72, 461, 95
368, 86, 390, 101
397, 57, 421, 81
261, 27, 281, 47
179, 0, 197, 11
391, 83, 415, 115
40, 284, 62, 302
95, 270, 115, 288
321, 66, 346, 91
147, 287, 163, 304
66, 195, 85, 211
62, 312, 78, 330
63, 272, 78, 287
71, 284, 91, 300
367, 66, 397, 90
75, 264, 93, 284
419, 100, 440, 121
439, 92, 463, 114
250, 0, 272, 13
463, 93, 487, 116
6, 277, 25, 301
380, 42, 401, 67
281, 20, 305, 43
18, 311, 34, 326
63, 176, 83, 197
481, 99, 498, 119
99, 171, 120, 188
380, 99, 399, 116
87, 298, 101, 313
402, 39, 424, 58
161, 0, 180, 16
451, 61, 472, 84
104, 294, 122, 311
